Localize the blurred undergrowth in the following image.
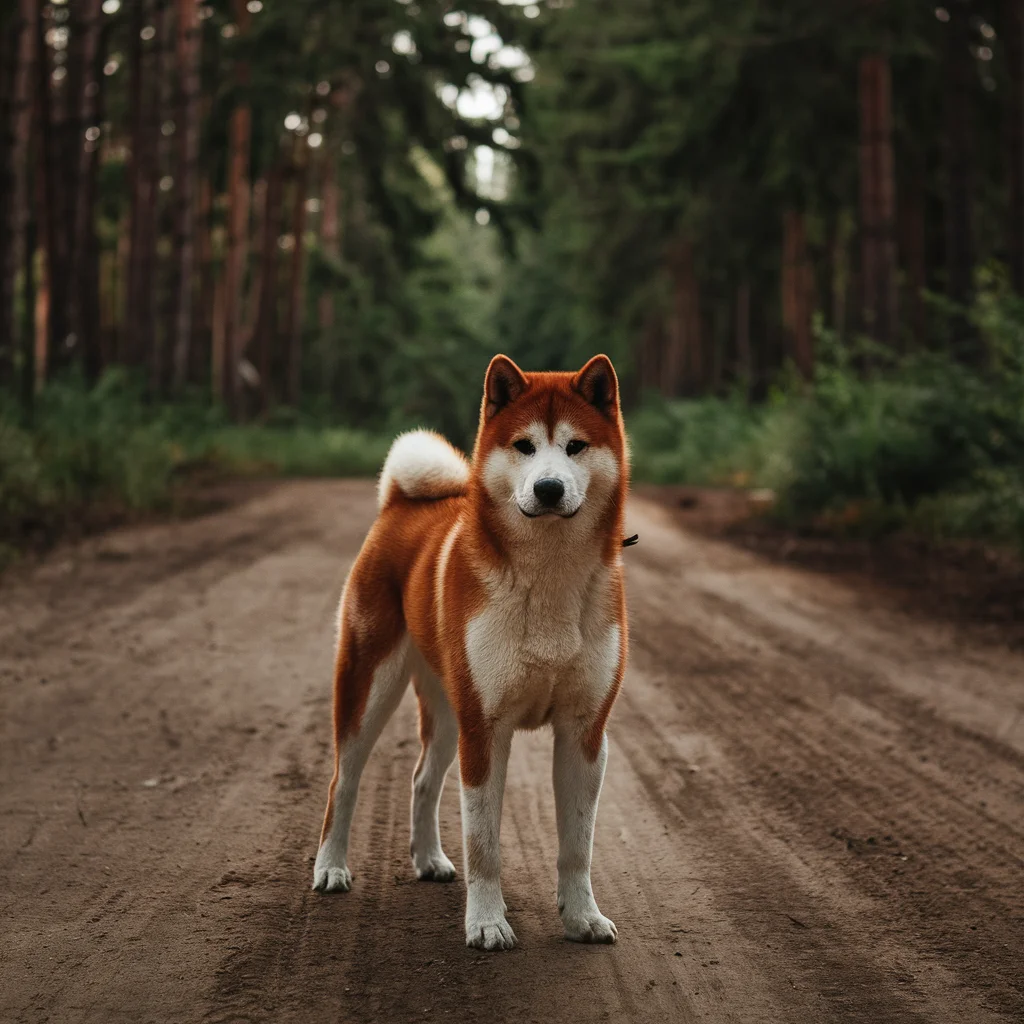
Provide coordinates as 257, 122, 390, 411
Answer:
0, 369, 389, 565
3, 272, 1023, 564
629, 269, 1024, 550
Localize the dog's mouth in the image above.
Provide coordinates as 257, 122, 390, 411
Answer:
517, 505, 581, 520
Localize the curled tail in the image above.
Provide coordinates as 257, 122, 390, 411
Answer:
377, 430, 470, 511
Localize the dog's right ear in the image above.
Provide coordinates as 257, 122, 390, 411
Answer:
483, 355, 528, 421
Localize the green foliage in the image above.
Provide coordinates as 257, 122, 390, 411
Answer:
629, 288, 1024, 550
628, 392, 793, 488
304, 201, 502, 448
0, 371, 389, 561
205, 426, 389, 477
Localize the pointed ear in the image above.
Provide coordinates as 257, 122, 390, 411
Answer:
573, 355, 619, 417
483, 354, 529, 421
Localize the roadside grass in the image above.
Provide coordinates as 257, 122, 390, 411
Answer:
0, 373, 390, 566
5, 276, 1024, 569
203, 424, 390, 478
628, 379, 1024, 553
628, 285, 1024, 553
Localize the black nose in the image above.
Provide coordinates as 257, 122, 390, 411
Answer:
533, 477, 565, 508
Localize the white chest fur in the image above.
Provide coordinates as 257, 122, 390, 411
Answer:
464, 552, 621, 729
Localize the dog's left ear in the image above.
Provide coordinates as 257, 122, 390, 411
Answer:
484, 354, 529, 421
573, 355, 619, 417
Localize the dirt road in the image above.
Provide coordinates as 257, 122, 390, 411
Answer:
2, 480, 1022, 1023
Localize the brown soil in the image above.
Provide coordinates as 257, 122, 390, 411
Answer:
2, 480, 1022, 1023
642, 483, 1024, 650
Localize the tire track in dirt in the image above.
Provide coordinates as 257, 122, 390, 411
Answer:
2, 482, 1021, 1023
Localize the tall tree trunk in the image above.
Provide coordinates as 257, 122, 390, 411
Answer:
245, 178, 266, 342
171, 0, 201, 392
124, 0, 144, 366
21, 196, 37, 420
113, 206, 130, 361
830, 209, 853, 339
152, 0, 176, 396
782, 210, 814, 378
211, 254, 225, 397
666, 239, 703, 396
33, 129, 49, 389
253, 157, 285, 410
69, 0, 105, 380
0, 7, 17, 382
1006, 0, 1024, 292
222, 105, 251, 410
126, 0, 160, 371
3, 0, 39, 389
710, 300, 726, 393
318, 157, 341, 330
945, 0, 976, 356
900, 174, 927, 347
858, 52, 899, 345
222, 0, 252, 413
735, 281, 752, 395
285, 141, 310, 407
638, 312, 664, 396
196, 174, 214, 385
36, 8, 69, 375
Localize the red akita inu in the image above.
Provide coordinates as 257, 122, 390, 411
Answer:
312, 354, 629, 950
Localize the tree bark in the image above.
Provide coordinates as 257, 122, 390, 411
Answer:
171, 0, 200, 393
211, 257, 225, 396
33, 125, 49, 389
782, 210, 814, 378
0, 7, 17, 382
126, 0, 160, 371
151, 0, 176, 395
3, 0, 39, 388
124, 0, 144, 366
21, 193, 37, 420
70, 0, 105, 380
944, 0, 975, 356
858, 53, 899, 345
638, 312, 664, 396
253, 158, 285, 410
318, 156, 341, 330
196, 174, 214, 386
285, 140, 310, 407
222, 0, 252, 413
900, 175, 927, 347
735, 281, 752, 395
830, 210, 852, 339
36, 7, 70, 374
1006, 0, 1024, 292
666, 239, 703, 396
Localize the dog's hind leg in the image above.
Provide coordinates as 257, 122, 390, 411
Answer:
313, 584, 410, 893
409, 665, 458, 882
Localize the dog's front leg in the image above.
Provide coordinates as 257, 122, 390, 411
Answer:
553, 727, 617, 943
460, 726, 516, 951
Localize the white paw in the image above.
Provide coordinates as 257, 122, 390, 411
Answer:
312, 865, 352, 892
563, 912, 617, 944
413, 850, 457, 882
466, 917, 517, 951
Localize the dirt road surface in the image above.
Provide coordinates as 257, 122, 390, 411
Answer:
2, 480, 1022, 1023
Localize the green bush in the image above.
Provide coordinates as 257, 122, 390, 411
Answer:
628, 287, 1024, 551
0, 370, 390, 560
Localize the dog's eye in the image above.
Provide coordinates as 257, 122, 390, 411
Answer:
566, 439, 589, 456
513, 439, 536, 456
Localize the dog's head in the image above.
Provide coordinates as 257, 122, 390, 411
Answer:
471, 354, 627, 534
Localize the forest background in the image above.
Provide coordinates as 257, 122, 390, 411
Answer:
2, 0, 1024, 558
